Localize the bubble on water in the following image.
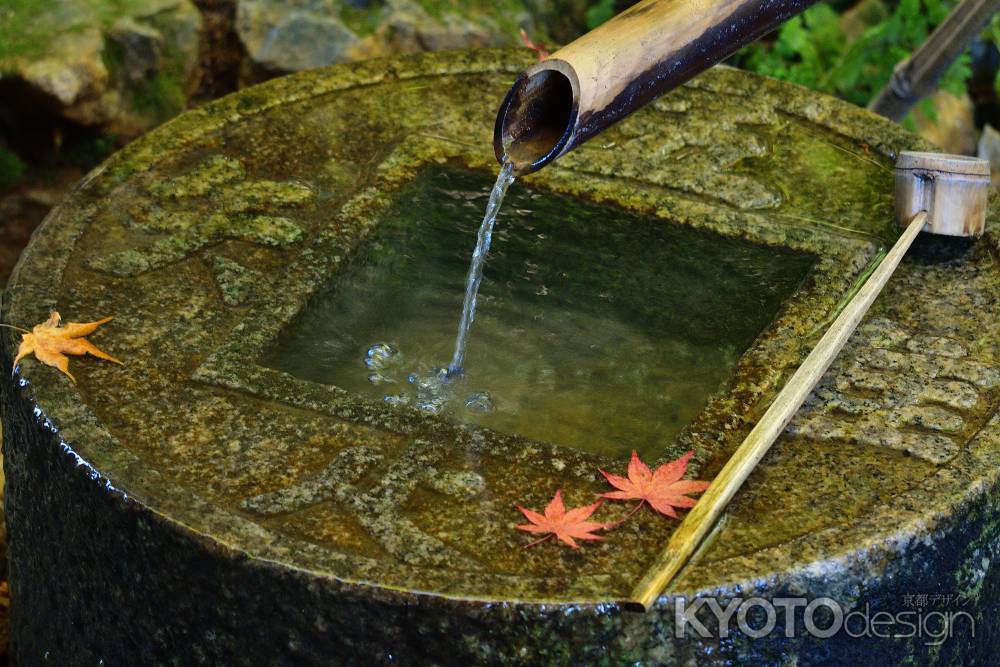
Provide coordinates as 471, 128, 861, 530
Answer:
364, 343, 398, 370
416, 399, 445, 415
411, 374, 435, 392
401, 366, 461, 415
372, 346, 478, 416
384, 394, 410, 406
464, 391, 493, 413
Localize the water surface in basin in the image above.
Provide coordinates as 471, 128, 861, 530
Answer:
263, 168, 815, 459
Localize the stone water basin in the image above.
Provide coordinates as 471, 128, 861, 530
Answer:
3, 50, 1000, 664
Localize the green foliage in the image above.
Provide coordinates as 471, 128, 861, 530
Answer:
736, 0, 971, 113
65, 134, 118, 170
0, 147, 25, 192
739, 5, 844, 91
987, 15, 1000, 93
585, 0, 616, 30
988, 14, 1000, 51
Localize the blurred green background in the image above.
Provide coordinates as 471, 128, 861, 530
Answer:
2, 0, 999, 286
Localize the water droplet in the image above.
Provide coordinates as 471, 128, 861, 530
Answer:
464, 391, 493, 413
384, 394, 409, 406
413, 375, 437, 392
416, 398, 445, 415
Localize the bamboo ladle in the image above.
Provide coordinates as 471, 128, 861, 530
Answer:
630, 151, 991, 610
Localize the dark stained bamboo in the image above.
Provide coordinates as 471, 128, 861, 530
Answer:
868, 0, 1000, 122
495, 0, 820, 174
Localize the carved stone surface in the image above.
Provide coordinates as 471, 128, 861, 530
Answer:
2, 50, 999, 664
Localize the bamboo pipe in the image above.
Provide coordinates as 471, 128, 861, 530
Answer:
629, 152, 990, 610
495, 0, 820, 174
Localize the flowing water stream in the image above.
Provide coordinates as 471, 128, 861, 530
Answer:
448, 157, 516, 375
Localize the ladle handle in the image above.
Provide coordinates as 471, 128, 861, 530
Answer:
630, 211, 928, 611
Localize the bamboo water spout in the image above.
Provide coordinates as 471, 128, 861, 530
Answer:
495, 0, 819, 174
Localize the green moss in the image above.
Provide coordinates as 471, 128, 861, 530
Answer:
0, 147, 25, 192
101, 32, 124, 80
128, 70, 186, 121
211, 256, 258, 306
150, 155, 245, 198
488, 0, 541, 38
0, 0, 152, 64
412, 0, 543, 42
88, 155, 311, 276
2, 0, 196, 126
128, 8, 197, 123
416, 0, 446, 21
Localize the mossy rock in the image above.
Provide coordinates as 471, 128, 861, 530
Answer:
235, 0, 552, 72
0, 0, 200, 135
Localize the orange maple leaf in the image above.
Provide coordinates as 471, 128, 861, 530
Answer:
519, 28, 549, 61
600, 450, 710, 520
13, 311, 122, 383
516, 489, 608, 548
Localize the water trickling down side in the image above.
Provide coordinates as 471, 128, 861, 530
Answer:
448, 157, 516, 375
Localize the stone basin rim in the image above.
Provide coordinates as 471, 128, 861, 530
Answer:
12, 402, 1000, 613
5, 48, 999, 611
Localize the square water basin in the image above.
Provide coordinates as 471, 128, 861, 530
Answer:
259, 168, 816, 459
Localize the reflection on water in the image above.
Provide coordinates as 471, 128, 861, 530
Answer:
263, 168, 815, 459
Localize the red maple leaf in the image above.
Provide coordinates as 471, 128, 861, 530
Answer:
516, 489, 608, 548
519, 28, 549, 61
600, 451, 710, 520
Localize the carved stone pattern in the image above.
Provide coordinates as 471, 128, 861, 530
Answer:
86, 155, 315, 279
790, 315, 999, 464
241, 439, 490, 570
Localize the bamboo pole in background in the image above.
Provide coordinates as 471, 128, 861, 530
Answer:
868, 0, 1000, 121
